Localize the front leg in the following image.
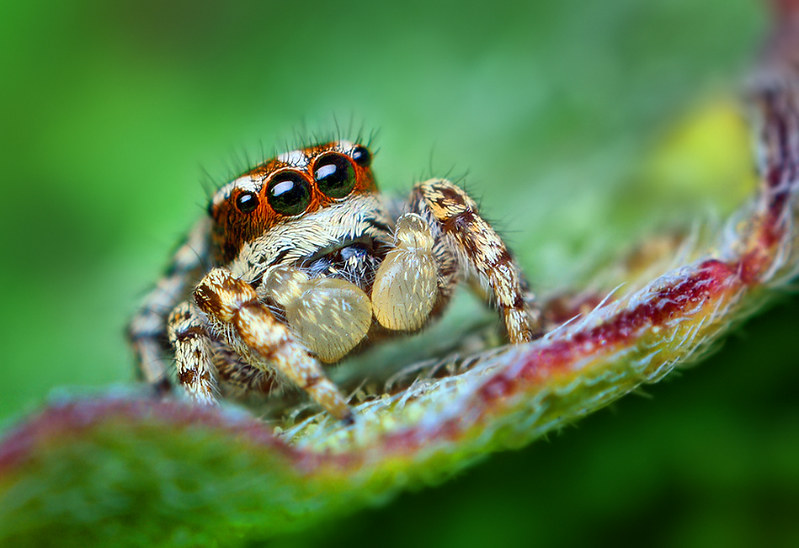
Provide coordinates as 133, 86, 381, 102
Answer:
128, 217, 211, 394
167, 301, 219, 404
411, 179, 541, 342
194, 268, 353, 422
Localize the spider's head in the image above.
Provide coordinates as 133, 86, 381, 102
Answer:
208, 140, 382, 265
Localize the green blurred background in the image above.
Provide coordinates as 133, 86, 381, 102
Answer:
1, 0, 797, 546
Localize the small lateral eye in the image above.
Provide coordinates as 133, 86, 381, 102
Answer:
267, 171, 312, 215
314, 153, 356, 198
351, 145, 371, 167
235, 191, 259, 213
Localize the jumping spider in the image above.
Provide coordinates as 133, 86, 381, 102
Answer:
129, 140, 541, 422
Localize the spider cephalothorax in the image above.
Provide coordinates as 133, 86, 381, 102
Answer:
129, 140, 541, 422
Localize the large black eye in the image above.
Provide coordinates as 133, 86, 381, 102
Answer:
351, 145, 371, 167
235, 191, 259, 213
267, 171, 311, 215
314, 153, 356, 198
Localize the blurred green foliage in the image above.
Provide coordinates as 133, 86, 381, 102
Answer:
1, 0, 796, 546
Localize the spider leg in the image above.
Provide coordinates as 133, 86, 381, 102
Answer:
167, 301, 219, 404
410, 178, 541, 342
194, 267, 353, 422
127, 217, 211, 394
212, 345, 279, 397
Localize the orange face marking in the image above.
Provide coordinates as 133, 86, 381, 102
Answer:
209, 141, 377, 263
